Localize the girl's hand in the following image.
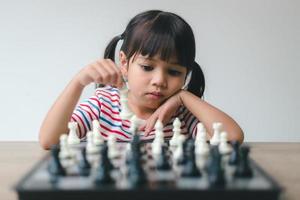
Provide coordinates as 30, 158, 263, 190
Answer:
74, 59, 124, 88
141, 91, 183, 136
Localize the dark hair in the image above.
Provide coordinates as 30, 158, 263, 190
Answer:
103, 10, 205, 98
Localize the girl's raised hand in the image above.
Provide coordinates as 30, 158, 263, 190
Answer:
74, 59, 124, 88
141, 91, 183, 136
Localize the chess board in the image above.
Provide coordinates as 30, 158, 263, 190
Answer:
15, 141, 282, 200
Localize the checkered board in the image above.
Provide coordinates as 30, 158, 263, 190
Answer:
15, 141, 282, 200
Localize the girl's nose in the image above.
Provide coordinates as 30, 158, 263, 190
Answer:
151, 70, 167, 88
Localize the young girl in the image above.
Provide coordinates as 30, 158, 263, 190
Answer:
39, 10, 244, 150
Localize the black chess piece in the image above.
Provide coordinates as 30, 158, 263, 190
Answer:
94, 143, 114, 185
207, 146, 225, 187
234, 146, 253, 178
78, 147, 91, 176
229, 140, 240, 165
181, 139, 201, 177
156, 145, 171, 170
47, 144, 66, 183
177, 137, 190, 165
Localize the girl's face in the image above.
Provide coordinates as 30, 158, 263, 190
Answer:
120, 52, 187, 113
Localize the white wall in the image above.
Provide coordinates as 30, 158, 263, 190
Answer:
0, 0, 299, 141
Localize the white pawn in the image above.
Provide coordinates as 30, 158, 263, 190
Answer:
92, 120, 104, 145
120, 87, 133, 120
86, 131, 99, 154
195, 123, 209, 156
218, 131, 232, 155
173, 134, 186, 165
170, 118, 181, 147
108, 134, 119, 159
59, 134, 73, 159
67, 122, 80, 145
210, 122, 222, 146
152, 120, 164, 156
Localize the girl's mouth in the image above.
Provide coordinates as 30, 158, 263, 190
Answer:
146, 92, 164, 100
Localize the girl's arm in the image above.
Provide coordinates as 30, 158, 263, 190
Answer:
39, 59, 124, 150
179, 90, 244, 143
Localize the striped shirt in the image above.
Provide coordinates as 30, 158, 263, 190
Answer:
71, 85, 199, 142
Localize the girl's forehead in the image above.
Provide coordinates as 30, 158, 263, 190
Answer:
133, 54, 180, 65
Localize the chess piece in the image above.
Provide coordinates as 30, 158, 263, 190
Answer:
86, 131, 99, 154
181, 139, 201, 177
152, 120, 164, 156
173, 134, 186, 165
78, 147, 91, 176
92, 120, 104, 145
108, 134, 120, 159
207, 146, 225, 187
59, 134, 73, 159
48, 145, 66, 183
156, 145, 171, 170
67, 122, 80, 145
94, 143, 114, 185
234, 146, 253, 178
210, 122, 222, 146
195, 123, 209, 156
120, 85, 134, 120
218, 131, 232, 155
229, 140, 240, 165
170, 118, 181, 147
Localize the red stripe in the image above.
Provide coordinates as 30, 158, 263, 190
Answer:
97, 89, 120, 99
101, 109, 122, 122
102, 102, 120, 115
89, 97, 101, 110
100, 124, 130, 139
80, 104, 98, 119
73, 113, 87, 137
100, 92, 120, 104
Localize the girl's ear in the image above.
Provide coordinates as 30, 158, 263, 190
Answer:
119, 51, 128, 76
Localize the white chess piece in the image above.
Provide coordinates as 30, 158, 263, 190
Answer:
92, 120, 104, 145
67, 122, 80, 145
210, 122, 222, 146
218, 131, 232, 155
59, 134, 73, 159
119, 86, 134, 120
129, 115, 145, 135
152, 120, 164, 156
170, 118, 181, 147
108, 134, 119, 159
173, 134, 186, 164
195, 123, 209, 156
86, 131, 99, 154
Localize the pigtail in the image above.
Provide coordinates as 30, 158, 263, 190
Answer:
103, 34, 124, 60
187, 62, 205, 98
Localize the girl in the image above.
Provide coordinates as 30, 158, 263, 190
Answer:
39, 10, 243, 150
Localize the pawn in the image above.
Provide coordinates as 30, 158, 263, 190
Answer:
67, 122, 80, 145
94, 143, 114, 185
48, 144, 66, 183
229, 140, 240, 165
86, 131, 99, 154
92, 120, 104, 145
156, 145, 171, 170
78, 147, 91, 176
218, 131, 232, 155
207, 146, 225, 187
108, 134, 120, 159
210, 122, 222, 146
181, 139, 201, 177
234, 146, 253, 178
169, 118, 181, 147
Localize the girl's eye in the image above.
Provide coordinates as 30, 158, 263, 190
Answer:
140, 65, 153, 71
168, 69, 182, 76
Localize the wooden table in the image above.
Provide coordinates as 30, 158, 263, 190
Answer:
0, 142, 299, 200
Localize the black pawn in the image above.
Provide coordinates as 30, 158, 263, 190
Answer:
229, 140, 240, 165
94, 143, 114, 185
48, 144, 66, 176
156, 145, 171, 170
181, 139, 201, 177
234, 146, 253, 178
79, 147, 91, 176
208, 146, 225, 187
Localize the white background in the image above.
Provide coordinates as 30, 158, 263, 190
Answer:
0, 0, 299, 141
